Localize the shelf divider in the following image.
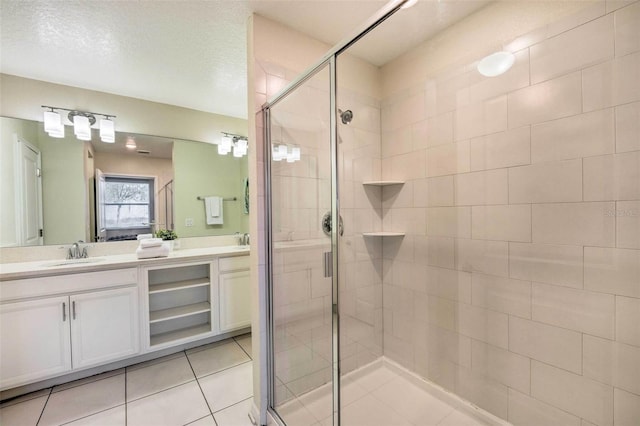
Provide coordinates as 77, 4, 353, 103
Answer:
362, 181, 405, 186
149, 278, 210, 294
149, 302, 211, 324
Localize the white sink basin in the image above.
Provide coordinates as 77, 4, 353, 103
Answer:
43, 257, 106, 267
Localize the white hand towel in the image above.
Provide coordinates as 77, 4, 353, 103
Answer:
139, 238, 163, 248
205, 196, 224, 225
137, 233, 154, 240
136, 242, 171, 259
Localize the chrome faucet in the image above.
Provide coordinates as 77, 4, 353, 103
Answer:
242, 233, 250, 246
67, 241, 88, 259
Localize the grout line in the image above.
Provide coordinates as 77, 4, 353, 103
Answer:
233, 336, 253, 360
34, 387, 52, 426
185, 349, 216, 420
58, 404, 126, 426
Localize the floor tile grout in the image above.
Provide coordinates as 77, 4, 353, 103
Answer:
185, 348, 217, 424
34, 387, 52, 426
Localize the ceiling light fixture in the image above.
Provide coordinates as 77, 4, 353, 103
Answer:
41, 106, 116, 143
401, 0, 418, 9
477, 51, 515, 77
218, 132, 248, 157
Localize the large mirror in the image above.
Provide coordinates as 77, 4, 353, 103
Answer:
0, 116, 249, 248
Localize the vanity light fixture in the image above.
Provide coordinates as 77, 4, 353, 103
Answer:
272, 144, 301, 163
41, 106, 116, 143
218, 132, 248, 157
125, 137, 137, 150
477, 51, 515, 77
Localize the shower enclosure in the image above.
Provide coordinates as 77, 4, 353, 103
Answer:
262, 0, 640, 425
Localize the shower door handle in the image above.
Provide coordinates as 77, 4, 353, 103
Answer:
323, 251, 333, 278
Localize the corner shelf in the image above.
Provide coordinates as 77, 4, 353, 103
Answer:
362, 181, 405, 186
362, 232, 405, 237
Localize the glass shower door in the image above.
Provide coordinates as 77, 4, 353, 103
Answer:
268, 63, 337, 425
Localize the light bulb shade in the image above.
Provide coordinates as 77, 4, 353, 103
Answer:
125, 138, 137, 149
477, 51, 515, 77
48, 127, 65, 138
236, 138, 248, 151
291, 146, 301, 161
44, 111, 63, 134
272, 144, 283, 161
233, 145, 243, 157
218, 143, 230, 155
99, 118, 115, 143
73, 115, 91, 140
221, 135, 233, 151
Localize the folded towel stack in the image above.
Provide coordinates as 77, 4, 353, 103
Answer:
136, 239, 171, 259
137, 233, 154, 241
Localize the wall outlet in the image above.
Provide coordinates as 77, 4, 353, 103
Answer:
185, 218, 194, 227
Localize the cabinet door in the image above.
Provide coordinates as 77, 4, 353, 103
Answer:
70, 287, 140, 369
219, 270, 251, 332
0, 296, 71, 389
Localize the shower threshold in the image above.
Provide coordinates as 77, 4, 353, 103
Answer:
275, 357, 511, 426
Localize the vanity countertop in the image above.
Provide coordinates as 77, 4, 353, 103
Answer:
0, 246, 250, 281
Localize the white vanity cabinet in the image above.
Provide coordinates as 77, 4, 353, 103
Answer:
0, 268, 139, 390
218, 256, 251, 332
0, 296, 72, 389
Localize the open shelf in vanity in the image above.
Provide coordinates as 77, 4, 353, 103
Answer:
146, 262, 214, 348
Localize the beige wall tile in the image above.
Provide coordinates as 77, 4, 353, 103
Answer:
383, 92, 426, 132
413, 176, 455, 207
532, 282, 615, 339
546, 2, 606, 38
616, 295, 640, 347
470, 126, 531, 171
583, 335, 640, 395
382, 181, 413, 209
472, 204, 532, 242
458, 303, 508, 349
509, 316, 582, 374
607, 1, 636, 13
382, 127, 412, 158
426, 207, 471, 238
388, 150, 427, 181
508, 72, 582, 128
455, 169, 508, 206
509, 159, 583, 203
615, 1, 640, 57
585, 247, 640, 297
455, 366, 509, 419
388, 208, 426, 236
531, 361, 613, 426
614, 388, 640, 426
428, 296, 457, 332
531, 108, 615, 163
531, 14, 614, 84
471, 272, 531, 318
617, 201, 640, 249
508, 388, 581, 426
455, 239, 509, 278
425, 112, 454, 148
583, 152, 640, 201
583, 52, 640, 111
426, 141, 470, 177
532, 202, 616, 247
426, 323, 472, 369
509, 242, 583, 289
455, 96, 507, 141
414, 236, 455, 269
425, 266, 472, 303
615, 101, 640, 153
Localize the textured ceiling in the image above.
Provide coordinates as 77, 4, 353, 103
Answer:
0, 0, 489, 119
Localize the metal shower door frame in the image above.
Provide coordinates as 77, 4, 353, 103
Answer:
262, 1, 409, 424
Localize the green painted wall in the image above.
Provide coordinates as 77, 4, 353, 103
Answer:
173, 139, 249, 238
39, 128, 87, 245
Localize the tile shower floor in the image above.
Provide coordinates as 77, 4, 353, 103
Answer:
277, 361, 493, 426
0, 334, 254, 426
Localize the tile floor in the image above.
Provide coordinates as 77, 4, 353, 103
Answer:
0, 334, 253, 426
276, 362, 492, 426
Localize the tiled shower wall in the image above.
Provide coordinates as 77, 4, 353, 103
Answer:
380, 2, 639, 425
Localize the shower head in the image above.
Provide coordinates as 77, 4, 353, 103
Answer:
338, 109, 353, 124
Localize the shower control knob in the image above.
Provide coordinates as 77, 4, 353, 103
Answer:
322, 211, 344, 237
